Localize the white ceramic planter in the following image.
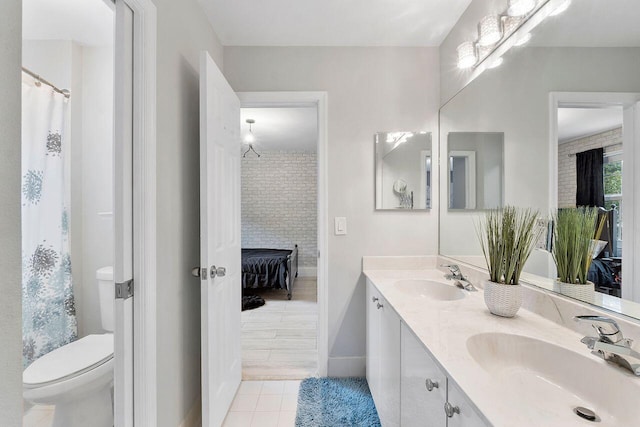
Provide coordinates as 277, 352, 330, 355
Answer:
483, 280, 522, 318
557, 280, 595, 303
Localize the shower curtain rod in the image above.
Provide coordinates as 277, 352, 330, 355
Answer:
22, 67, 71, 98
567, 142, 622, 157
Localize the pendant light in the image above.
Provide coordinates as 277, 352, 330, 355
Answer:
457, 41, 477, 69
243, 119, 260, 158
477, 15, 503, 47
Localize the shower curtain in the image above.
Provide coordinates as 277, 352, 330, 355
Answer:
21, 73, 77, 368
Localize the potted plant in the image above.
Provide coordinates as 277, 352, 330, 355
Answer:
476, 206, 542, 317
552, 207, 605, 301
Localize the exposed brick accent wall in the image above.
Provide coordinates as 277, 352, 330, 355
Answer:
558, 127, 622, 208
241, 151, 317, 268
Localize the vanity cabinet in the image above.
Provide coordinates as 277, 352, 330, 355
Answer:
401, 325, 447, 427
366, 281, 401, 426
400, 323, 487, 427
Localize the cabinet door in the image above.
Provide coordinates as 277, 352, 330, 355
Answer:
401, 324, 447, 427
446, 380, 489, 427
378, 295, 401, 427
366, 281, 381, 405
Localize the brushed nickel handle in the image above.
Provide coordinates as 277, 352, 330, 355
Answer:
376, 302, 383, 309
210, 266, 226, 278
444, 402, 460, 418
425, 378, 439, 391
372, 296, 379, 303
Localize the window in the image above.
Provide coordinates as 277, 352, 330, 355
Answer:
603, 151, 623, 257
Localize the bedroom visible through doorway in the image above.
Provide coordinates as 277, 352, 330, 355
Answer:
240, 106, 319, 380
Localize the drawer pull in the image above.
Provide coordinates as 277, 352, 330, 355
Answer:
444, 402, 460, 418
425, 379, 439, 391
376, 302, 383, 309
372, 296, 379, 303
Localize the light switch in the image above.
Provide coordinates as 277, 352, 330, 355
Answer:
334, 217, 347, 235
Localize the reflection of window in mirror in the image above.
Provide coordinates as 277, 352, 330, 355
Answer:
557, 106, 624, 297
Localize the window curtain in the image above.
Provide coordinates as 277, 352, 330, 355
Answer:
575, 147, 604, 207
21, 72, 77, 368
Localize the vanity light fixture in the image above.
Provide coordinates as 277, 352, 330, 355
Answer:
457, 41, 477, 69
514, 32, 532, 46
507, 0, 537, 17
477, 15, 503, 46
550, 0, 571, 16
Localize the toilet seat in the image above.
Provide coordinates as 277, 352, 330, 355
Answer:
23, 334, 113, 388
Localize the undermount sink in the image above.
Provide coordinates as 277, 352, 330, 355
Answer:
467, 332, 640, 426
394, 279, 465, 301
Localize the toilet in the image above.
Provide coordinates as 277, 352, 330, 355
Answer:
23, 266, 115, 427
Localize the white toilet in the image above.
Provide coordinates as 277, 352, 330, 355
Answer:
23, 266, 115, 427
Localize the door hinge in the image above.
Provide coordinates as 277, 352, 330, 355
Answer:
115, 279, 134, 299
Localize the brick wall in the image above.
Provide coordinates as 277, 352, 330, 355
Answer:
241, 150, 317, 268
557, 127, 622, 208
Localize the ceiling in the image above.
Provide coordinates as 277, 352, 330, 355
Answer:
531, 0, 640, 47
241, 107, 318, 152
198, 0, 472, 46
558, 107, 623, 144
23, 0, 114, 46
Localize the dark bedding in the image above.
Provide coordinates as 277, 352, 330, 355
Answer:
242, 248, 292, 289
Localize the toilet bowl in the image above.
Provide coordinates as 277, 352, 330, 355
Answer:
23, 266, 115, 427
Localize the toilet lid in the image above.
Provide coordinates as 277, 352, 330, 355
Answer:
23, 334, 114, 386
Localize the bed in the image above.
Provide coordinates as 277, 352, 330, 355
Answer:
241, 245, 299, 300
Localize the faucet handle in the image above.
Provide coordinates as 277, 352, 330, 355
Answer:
574, 315, 624, 344
441, 264, 461, 274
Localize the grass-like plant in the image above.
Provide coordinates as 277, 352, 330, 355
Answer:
476, 206, 542, 285
552, 207, 605, 285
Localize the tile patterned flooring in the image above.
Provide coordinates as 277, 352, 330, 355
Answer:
242, 277, 318, 380
223, 380, 300, 427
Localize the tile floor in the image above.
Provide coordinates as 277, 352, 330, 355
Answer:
242, 277, 318, 380
23, 405, 54, 427
223, 380, 300, 427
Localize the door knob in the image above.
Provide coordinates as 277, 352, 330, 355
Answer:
210, 266, 226, 278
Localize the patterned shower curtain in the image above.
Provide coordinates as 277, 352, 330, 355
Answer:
21, 73, 77, 368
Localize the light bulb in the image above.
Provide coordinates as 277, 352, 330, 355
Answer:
244, 132, 255, 144
507, 0, 536, 17
457, 41, 477, 69
514, 32, 532, 46
550, 0, 571, 16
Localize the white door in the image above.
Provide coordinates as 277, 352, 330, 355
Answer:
199, 51, 242, 427
113, 1, 135, 426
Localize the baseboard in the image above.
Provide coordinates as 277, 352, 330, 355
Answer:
179, 395, 202, 427
327, 356, 366, 378
297, 267, 317, 277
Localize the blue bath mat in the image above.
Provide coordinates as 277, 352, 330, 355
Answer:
295, 377, 381, 427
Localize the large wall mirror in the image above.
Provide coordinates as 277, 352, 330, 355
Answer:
375, 131, 432, 210
439, 0, 640, 318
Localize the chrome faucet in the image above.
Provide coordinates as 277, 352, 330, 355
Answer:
442, 264, 478, 292
575, 315, 640, 376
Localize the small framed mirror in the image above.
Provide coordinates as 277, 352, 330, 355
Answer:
375, 131, 432, 210
448, 132, 504, 211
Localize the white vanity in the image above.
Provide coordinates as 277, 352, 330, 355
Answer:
363, 256, 640, 427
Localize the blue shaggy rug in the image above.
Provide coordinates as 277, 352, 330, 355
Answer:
295, 377, 381, 427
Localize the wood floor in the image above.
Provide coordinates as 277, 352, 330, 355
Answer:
242, 277, 318, 380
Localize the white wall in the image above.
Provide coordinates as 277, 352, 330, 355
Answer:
152, 0, 224, 425
223, 47, 440, 372
0, 1, 23, 425
241, 151, 318, 269
22, 41, 114, 338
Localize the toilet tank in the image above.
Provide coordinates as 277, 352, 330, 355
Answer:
96, 266, 114, 332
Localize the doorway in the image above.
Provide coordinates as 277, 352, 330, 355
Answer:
239, 106, 319, 380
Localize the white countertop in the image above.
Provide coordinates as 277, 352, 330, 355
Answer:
363, 267, 640, 427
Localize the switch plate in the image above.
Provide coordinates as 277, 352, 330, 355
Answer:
334, 217, 347, 235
